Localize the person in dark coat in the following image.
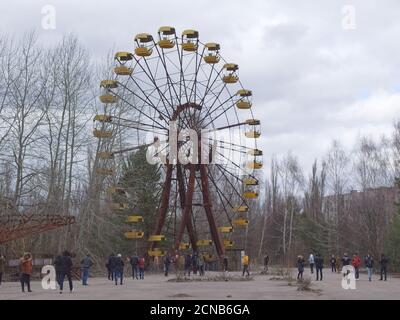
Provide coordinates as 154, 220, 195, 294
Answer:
192, 253, 198, 275
223, 256, 229, 273
297, 255, 305, 280
364, 254, 374, 282
163, 254, 171, 277
379, 254, 388, 281
184, 254, 192, 277
342, 253, 351, 267
106, 254, 115, 281
114, 254, 124, 285
129, 254, 139, 280
0, 254, 7, 286
330, 255, 336, 272
53, 255, 62, 288
263, 255, 270, 272
59, 250, 73, 293
315, 253, 324, 281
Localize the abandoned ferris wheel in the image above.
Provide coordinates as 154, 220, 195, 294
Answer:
93, 27, 262, 260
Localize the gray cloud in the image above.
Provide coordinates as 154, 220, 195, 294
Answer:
2, 0, 400, 174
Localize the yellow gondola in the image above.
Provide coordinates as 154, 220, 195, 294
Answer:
114, 66, 133, 76
245, 131, 261, 139
99, 94, 117, 104
100, 80, 118, 103
179, 242, 190, 250
125, 215, 144, 223
114, 51, 133, 61
158, 26, 176, 49
93, 129, 112, 138
197, 239, 213, 246
110, 202, 129, 211
182, 30, 199, 51
243, 177, 259, 186
148, 235, 165, 241
134, 33, 153, 57
97, 152, 114, 159
247, 149, 263, 156
124, 231, 144, 239
148, 249, 165, 257
100, 80, 118, 88
204, 43, 220, 64
233, 218, 249, 226
222, 63, 239, 84
247, 161, 263, 170
233, 205, 249, 213
94, 114, 112, 122
223, 239, 234, 247
236, 89, 252, 109
95, 168, 114, 175
218, 226, 233, 233
245, 119, 260, 126
243, 191, 258, 199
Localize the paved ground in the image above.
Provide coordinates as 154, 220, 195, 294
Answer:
0, 269, 399, 300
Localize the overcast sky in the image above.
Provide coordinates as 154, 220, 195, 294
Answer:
2, 0, 400, 175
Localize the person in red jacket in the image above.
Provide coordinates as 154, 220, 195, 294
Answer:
138, 256, 145, 280
351, 253, 361, 280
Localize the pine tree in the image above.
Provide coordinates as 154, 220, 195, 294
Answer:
118, 147, 162, 254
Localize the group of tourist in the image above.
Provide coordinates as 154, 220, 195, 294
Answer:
297, 252, 390, 282
105, 253, 146, 285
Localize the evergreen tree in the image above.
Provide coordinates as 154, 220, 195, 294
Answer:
118, 147, 162, 254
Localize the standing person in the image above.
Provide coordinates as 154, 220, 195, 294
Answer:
0, 254, 6, 286
223, 255, 229, 274
106, 253, 115, 281
379, 254, 388, 281
308, 253, 315, 274
351, 253, 361, 280
138, 256, 145, 280
335, 255, 341, 273
197, 253, 205, 276
365, 254, 374, 282
342, 253, 351, 268
59, 250, 73, 294
114, 254, 124, 285
163, 253, 171, 277
184, 253, 192, 277
192, 253, 198, 275
80, 254, 94, 285
129, 254, 139, 280
20, 252, 33, 293
330, 255, 336, 272
242, 253, 250, 277
315, 253, 324, 281
263, 255, 270, 273
53, 254, 62, 288
297, 255, 305, 280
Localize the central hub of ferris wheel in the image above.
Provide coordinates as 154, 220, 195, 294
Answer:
93, 27, 263, 261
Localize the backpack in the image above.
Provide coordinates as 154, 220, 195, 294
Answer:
242, 255, 249, 265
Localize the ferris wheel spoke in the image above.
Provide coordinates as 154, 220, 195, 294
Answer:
214, 164, 248, 206
131, 57, 173, 120
115, 81, 169, 124
109, 89, 168, 130
206, 172, 235, 221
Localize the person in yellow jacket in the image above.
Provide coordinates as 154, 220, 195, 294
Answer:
242, 254, 250, 277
